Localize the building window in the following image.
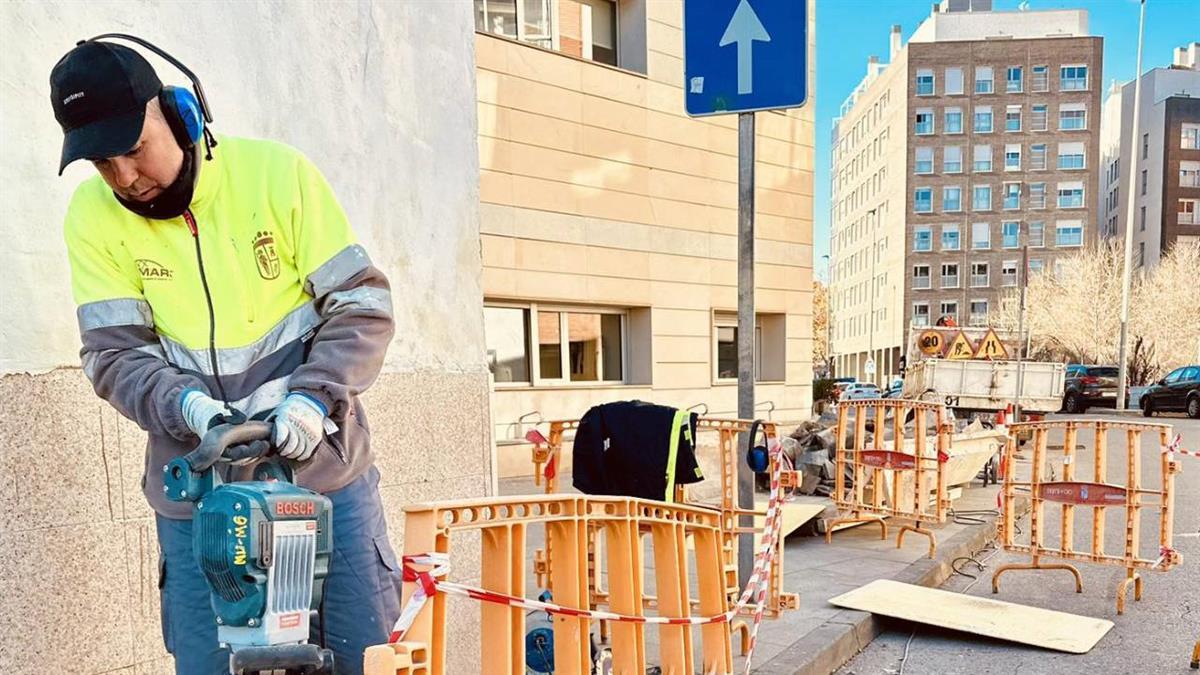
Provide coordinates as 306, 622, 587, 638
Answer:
484, 305, 531, 382
913, 302, 930, 326
1002, 261, 1019, 287
1029, 258, 1045, 276
969, 300, 989, 326
913, 265, 931, 289
1004, 144, 1021, 171
1184, 123, 1200, 149
973, 185, 992, 211
1006, 66, 1023, 93
972, 221, 991, 250
915, 109, 934, 135
1181, 161, 1200, 187
942, 263, 960, 288
974, 106, 994, 133
945, 107, 964, 134
1060, 65, 1088, 91
916, 68, 935, 96
1058, 142, 1085, 170
945, 67, 964, 95
1031, 104, 1048, 131
944, 145, 963, 173
1005, 105, 1022, 132
535, 308, 625, 382
1029, 221, 1045, 247
714, 314, 775, 381
914, 226, 933, 251
973, 144, 993, 172
975, 66, 994, 94
944, 186, 963, 212
1141, 169, 1148, 195
1031, 65, 1049, 92
1142, 133, 1150, 160
1056, 220, 1084, 247
940, 301, 959, 323
1030, 143, 1047, 170
581, 0, 620, 66
915, 147, 934, 174
1059, 104, 1087, 130
942, 223, 961, 251
1002, 221, 1020, 248
1057, 182, 1085, 208
475, 0, 552, 46
1029, 182, 1047, 209
970, 262, 989, 287
1003, 183, 1021, 210
1140, 205, 1146, 231
1181, 199, 1200, 225
915, 187, 933, 213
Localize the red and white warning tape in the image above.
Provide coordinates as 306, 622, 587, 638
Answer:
389, 442, 792, 674
1168, 433, 1200, 460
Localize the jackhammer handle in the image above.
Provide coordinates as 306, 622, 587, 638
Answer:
184, 421, 274, 472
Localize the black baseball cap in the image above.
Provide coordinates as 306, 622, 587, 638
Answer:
51, 41, 162, 175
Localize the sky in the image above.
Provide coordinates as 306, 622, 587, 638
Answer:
812, 0, 1200, 278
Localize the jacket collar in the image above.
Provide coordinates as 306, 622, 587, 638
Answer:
186, 134, 225, 216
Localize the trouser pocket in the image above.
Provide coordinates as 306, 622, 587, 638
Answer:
158, 552, 174, 654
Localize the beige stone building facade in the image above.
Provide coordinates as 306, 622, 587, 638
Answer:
474, 0, 817, 476
831, 0, 1101, 383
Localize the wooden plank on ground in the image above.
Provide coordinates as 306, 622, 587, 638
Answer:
828, 579, 1112, 654
754, 500, 825, 537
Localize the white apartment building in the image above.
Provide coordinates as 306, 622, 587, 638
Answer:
1100, 43, 1200, 267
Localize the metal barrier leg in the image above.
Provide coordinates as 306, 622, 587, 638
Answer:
991, 558, 1083, 594
897, 521, 937, 559
825, 514, 888, 543
1116, 568, 1143, 615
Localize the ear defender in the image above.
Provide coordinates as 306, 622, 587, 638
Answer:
158, 85, 203, 148
746, 419, 770, 474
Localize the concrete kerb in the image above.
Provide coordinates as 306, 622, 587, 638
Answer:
754, 497, 1030, 675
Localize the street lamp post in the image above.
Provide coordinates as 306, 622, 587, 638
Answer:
1116, 0, 1148, 410
823, 253, 832, 377
867, 207, 878, 382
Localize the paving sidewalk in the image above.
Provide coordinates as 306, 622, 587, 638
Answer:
499, 472, 1006, 674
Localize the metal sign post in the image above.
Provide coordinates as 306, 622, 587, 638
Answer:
736, 112, 756, 585
685, 0, 808, 586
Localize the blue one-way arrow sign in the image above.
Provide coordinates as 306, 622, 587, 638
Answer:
684, 0, 808, 116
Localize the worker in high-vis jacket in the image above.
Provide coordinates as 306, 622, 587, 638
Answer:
51, 38, 400, 674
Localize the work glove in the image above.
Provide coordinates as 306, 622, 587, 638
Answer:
271, 392, 331, 462
181, 389, 237, 438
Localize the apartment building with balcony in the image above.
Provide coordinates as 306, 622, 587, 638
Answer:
830, 0, 1101, 383
473, 0, 816, 474
1100, 42, 1200, 268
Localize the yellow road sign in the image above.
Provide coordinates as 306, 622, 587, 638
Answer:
974, 328, 1009, 360
945, 331, 975, 360
918, 330, 945, 355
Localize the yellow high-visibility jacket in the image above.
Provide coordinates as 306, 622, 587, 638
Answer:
64, 135, 394, 518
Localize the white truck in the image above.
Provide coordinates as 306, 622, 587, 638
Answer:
901, 358, 1067, 415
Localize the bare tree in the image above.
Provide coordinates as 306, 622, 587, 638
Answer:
994, 241, 1200, 381
813, 280, 829, 371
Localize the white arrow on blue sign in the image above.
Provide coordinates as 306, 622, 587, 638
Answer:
684, 0, 808, 117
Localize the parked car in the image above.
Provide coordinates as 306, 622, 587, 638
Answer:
831, 378, 856, 400
1062, 364, 1120, 413
1141, 365, 1200, 418
882, 378, 905, 398
842, 382, 881, 400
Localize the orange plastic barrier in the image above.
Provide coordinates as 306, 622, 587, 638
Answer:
829, 400, 951, 558
992, 419, 1183, 614
363, 495, 735, 675
527, 416, 799, 618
